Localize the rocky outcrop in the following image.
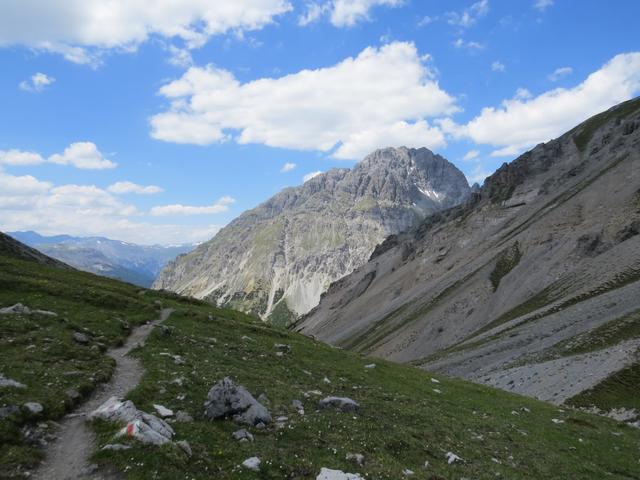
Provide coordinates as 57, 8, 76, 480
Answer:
154, 148, 470, 323
297, 97, 640, 406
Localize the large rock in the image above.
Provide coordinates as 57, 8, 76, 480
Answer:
203, 377, 272, 426
318, 397, 360, 413
89, 397, 138, 423
117, 418, 172, 446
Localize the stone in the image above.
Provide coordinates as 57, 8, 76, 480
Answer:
23, 402, 44, 414
364, 364, 376, 369
232, 429, 254, 442
175, 410, 194, 422
275, 343, 292, 354
0, 303, 30, 315
242, 457, 261, 472
89, 397, 138, 423
345, 453, 365, 466
445, 451, 463, 464
257, 393, 271, 406
73, 332, 90, 344
0, 405, 20, 419
101, 444, 131, 451
318, 396, 360, 413
316, 468, 364, 480
153, 404, 174, 418
403, 469, 414, 476
177, 440, 192, 457
292, 399, 305, 414
118, 419, 171, 446
0, 374, 26, 389
65, 388, 81, 402
203, 377, 272, 426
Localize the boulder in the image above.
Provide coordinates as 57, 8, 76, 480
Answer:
316, 468, 364, 480
242, 457, 261, 472
118, 419, 171, 446
203, 377, 271, 426
318, 397, 360, 413
89, 397, 137, 423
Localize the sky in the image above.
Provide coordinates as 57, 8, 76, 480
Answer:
1, 0, 639, 245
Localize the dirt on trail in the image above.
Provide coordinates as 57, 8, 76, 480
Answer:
33, 308, 174, 480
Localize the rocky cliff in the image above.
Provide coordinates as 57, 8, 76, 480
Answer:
153, 147, 470, 324
297, 98, 640, 409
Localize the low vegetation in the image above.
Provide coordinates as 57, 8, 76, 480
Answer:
2, 251, 640, 479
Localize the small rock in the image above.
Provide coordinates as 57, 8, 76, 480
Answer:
292, 399, 305, 414
275, 343, 292, 354
257, 393, 271, 406
551, 418, 565, 424
232, 429, 254, 442
0, 303, 30, 315
101, 444, 131, 451
0, 374, 26, 389
65, 389, 81, 402
364, 364, 376, 369
175, 410, 194, 422
23, 402, 44, 414
73, 332, 90, 345
318, 397, 360, 413
445, 451, 462, 464
403, 469, 414, 476
316, 468, 364, 480
177, 440, 192, 457
242, 457, 261, 472
345, 453, 365, 466
153, 404, 174, 418
430, 378, 440, 384
323, 376, 331, 384
0, 405, 20, 419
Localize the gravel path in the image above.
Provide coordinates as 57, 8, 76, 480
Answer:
33, 308, 174, 480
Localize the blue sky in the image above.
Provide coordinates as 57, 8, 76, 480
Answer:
1, 0, 639, 244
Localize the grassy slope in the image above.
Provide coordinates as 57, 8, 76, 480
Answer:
1, 254, 640, 479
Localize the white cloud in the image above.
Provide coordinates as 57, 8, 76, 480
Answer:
0, 0, 292, 64
19, 72, 55, 92
447, 0, 489, 28
151, 42, 457, 160
1, 142, 115, 170
0, 149, 45, 166
303, 171, 323, 182
417, 15, 434, 27
150, 196, 235, 216
280, 162, 297, 172
534, 0, 554, 11
299, 0, 403, 27
462, 150, 479, 161
448, 52, 640, 157
0, 169, 222, 244
108, 181, 163, 195
48, 142, 116, 169
167, 45, 193, 68
491, 61, 505, 72
548, 66, 573, 82
453, 38, 484, 51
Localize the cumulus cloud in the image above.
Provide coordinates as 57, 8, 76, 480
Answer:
280, 162, 297, 172
534, 0, 554, 11
150, 196, 235, 216
48, 142, 116, 169
298, 0, 403, 27
548, 66, 573, 82
1, 142, 115, 169
0, 169, 222, 244
151, 42, 457, 160
446, 0, 489, 28
303, 171, 323, 182
0, 0, 292, 64
19, 72, 55, 92
444, 52, 640, 157
107, 181, 163, 195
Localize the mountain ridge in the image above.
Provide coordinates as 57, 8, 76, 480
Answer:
154, 146, 471, 323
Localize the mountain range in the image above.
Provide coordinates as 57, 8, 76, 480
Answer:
9, 231, 193, 287
296, 97, 640, 408
153, 147, 470, 324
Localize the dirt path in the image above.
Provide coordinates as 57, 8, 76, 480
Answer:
33, 308, 174, 480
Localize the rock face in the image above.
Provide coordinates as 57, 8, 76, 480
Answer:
154, 148, 469, 324
297, 98, 640, 405
203, 377, 272, 426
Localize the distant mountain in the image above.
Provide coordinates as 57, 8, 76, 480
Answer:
154, 147, 470, 324
0, 232, 69, 269
297, 98, 640, 407
9, 231, 193, 287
